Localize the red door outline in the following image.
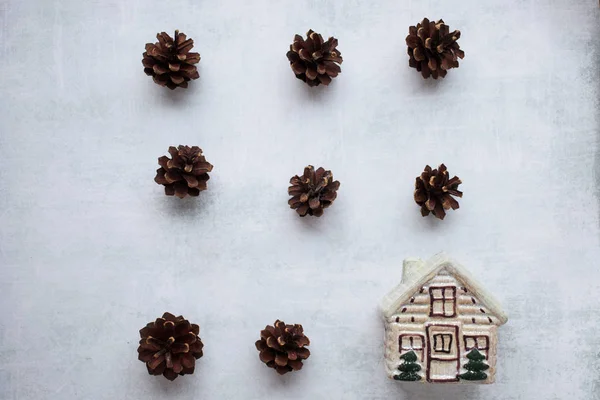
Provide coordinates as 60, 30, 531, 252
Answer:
426, 324, 460, 383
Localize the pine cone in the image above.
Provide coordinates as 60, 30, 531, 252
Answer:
142, 30, 200, 89
137, 312, 204, 381
414, 164, 462, 220
154, 146, 213, 198
288, 166, 340, 217
286, 30, 343, 87
255, 320, 310, 375
406, 18, 464, 79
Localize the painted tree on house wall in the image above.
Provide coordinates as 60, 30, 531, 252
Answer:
459, 349, 489, 380
393, 351, 421, 381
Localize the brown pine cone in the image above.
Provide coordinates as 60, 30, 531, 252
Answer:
142, 30, 200, 89
414, 164, 462, 220
255, 320, 310, 375
288, 166, 340, 217
286, 30, 343, 87
137, 312, 204, 381
406, 18, 464, 79
154, 146, 213, 198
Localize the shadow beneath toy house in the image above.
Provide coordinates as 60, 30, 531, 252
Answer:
391, 381, 481, 400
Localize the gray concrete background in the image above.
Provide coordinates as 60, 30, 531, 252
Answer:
1, 0, 599, 399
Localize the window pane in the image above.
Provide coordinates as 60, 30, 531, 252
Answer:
443, 334, 452, 352
444, 288, 456, 299
443, 300, 454, 316
413, 336, 423, 349
465, 337, 476, 349
432, 300, 444, 315
478, 336, 488, 349
401, 336, 410, 349
431, 288, 443, 299
433, 334, 443, 351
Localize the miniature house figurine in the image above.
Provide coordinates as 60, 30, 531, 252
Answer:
380, 253, 508, 383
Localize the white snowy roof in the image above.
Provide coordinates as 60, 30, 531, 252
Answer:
380, 252, 508, 324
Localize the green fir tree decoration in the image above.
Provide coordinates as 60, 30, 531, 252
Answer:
459, 349, 489, 381
393, 350, 422, 381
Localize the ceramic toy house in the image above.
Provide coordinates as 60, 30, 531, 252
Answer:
380, 253, 508, 383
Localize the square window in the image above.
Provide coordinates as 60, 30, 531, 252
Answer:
430, 287, 457, 317
399, 335, 425, 361
401, 335, 423, 350
464, 335, 489, 358
464, 337, 476, 349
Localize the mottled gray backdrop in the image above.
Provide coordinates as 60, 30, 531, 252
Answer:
1, 0, 599, 399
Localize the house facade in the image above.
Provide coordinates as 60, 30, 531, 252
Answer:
380, 254, 508, 383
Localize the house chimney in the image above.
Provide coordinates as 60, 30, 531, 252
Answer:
401, 258, 425, 284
